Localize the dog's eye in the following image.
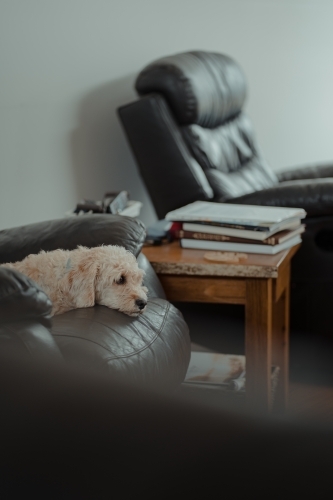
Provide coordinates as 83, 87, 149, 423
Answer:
115, 275, 126, 285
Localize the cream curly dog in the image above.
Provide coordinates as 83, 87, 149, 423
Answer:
2, 245, 148, 317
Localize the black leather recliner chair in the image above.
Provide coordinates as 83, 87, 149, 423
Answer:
0, 215, 191, 390
118, 50, 333, 335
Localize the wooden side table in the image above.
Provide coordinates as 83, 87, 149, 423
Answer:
142, 241, 301, 413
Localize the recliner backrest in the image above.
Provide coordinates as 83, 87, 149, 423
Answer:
136, 51, 247, 128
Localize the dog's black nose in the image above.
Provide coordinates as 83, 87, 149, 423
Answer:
136, 299, 147, 310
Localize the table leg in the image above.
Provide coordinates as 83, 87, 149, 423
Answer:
245, 278, 273, 413
271, 264, 290, 413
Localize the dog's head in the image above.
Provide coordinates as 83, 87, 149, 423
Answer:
92, 245, 148, 317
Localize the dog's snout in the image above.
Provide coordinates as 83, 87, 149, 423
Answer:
136, 299, 147, 310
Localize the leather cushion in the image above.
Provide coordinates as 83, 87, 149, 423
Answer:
51, 300, 191, 391
182, 113, 278, 200
0, 321, 63, 361
136, 51, 247, 128
0, 267, 52, 325
0, 267, 63, 361
206, 161, 278, 201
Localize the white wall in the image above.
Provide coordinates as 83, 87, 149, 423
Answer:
1, 0, 333, 230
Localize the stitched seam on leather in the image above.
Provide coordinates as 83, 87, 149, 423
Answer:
51, 333, 137, 355
52, 312, 159, 337
52, 300, 170, 358
193, 52, 244, 127
102, 301, 170, 362
51, 317, 135, 343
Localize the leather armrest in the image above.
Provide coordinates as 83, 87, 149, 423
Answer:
0, 214, 146, 264
137, 253, 166, 300
51, 299, 190, 391
226, 178, 333, 217
0, 267, 63, 361
0, 267, 52, 325
277, 163, 333, 182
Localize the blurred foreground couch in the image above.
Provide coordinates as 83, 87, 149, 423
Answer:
1, 344, 333, 497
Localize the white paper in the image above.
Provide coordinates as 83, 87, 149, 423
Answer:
166, 201, 306, 226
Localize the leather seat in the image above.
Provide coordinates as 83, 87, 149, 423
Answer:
0, 215, 191, 391
118, 50, 333, 335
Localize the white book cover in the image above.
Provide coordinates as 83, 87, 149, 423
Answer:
166, 201, 306, 227
180, 235, 302, 254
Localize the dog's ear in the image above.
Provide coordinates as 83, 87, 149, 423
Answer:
66, 255, 99, 309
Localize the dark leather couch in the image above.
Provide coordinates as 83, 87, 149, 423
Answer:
2, 346, 333, 498
0, 214, 191, 390
118, 50, 333, 335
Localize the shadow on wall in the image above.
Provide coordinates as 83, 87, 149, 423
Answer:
70, 74, 157, 227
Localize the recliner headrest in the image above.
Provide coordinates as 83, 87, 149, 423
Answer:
135, 51, 247, 128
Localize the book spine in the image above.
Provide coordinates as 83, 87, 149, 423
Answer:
181, 220, 269, 232
173, 230, 276, 245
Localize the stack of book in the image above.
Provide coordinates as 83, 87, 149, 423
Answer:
165, 201, 306, 255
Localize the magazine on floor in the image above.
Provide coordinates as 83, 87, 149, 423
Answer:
184, 352, 246, 392
184, 352, 279, 394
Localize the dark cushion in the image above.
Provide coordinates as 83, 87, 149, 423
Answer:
0, 267, 63, 361
136, 51, 247, 128
181, 113, 278, 200
0, 267, 52, 325
51, 300, 191, 391
277, 163, 333, 182
0, 214, 146, 264
205, 160, 277, 201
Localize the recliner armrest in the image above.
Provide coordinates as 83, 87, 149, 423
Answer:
0, 214, 146, 264
226, 178, 333, 217
277, 163, 333, 182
